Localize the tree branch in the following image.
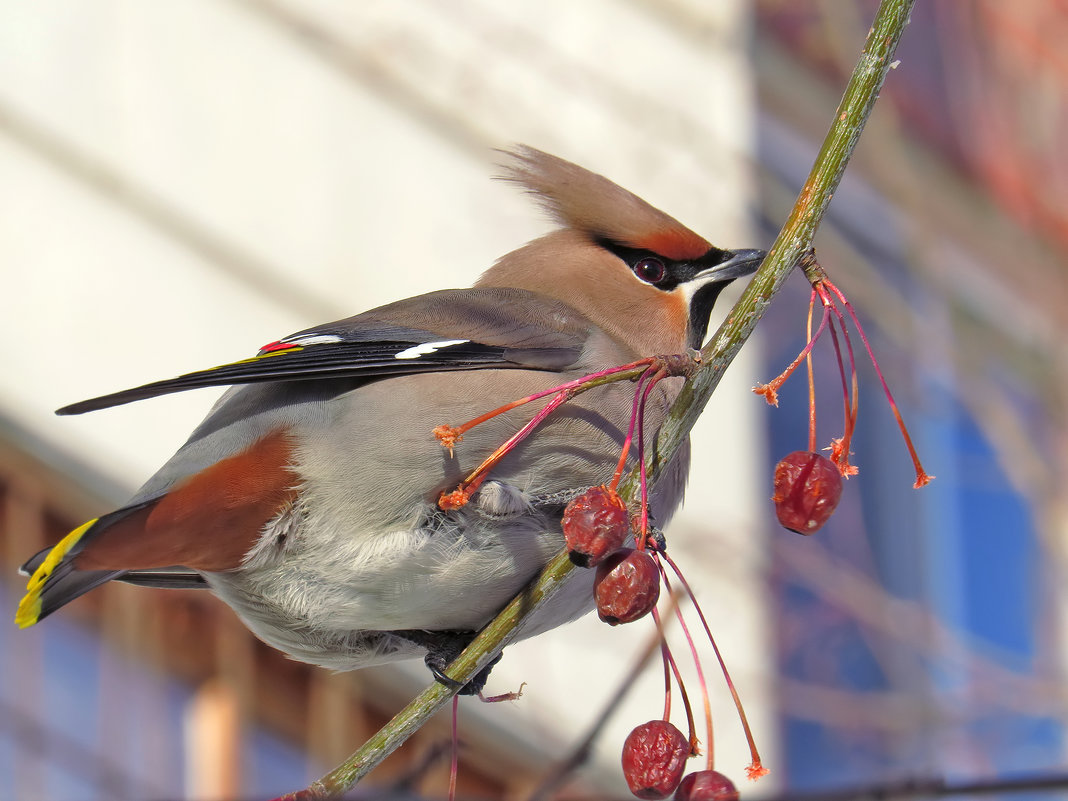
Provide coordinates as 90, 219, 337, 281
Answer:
282, 1, 916, 797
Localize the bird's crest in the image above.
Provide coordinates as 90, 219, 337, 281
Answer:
500, 146, 711, 261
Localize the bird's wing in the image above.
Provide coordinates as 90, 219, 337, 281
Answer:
16, 288, 596, 627
57, 288, 590, 416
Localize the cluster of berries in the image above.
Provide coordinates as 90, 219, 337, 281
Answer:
562, 483, 754, 799
435, 355, 763, 798
556, 357, 765, 799
756, 268, 932, 534
432, 263, 930, 797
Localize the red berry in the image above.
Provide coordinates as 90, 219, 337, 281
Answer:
595, 548, 660, 625
562, 485, 630, 567
621, 720, 690, 799
674, 770, 739, 800
771, 451, 842, 535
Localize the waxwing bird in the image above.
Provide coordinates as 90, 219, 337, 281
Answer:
16, 146, 764, 690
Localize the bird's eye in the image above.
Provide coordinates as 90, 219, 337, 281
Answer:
633, 257, 666, 284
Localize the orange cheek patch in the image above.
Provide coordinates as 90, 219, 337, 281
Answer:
76, 430, 298, 572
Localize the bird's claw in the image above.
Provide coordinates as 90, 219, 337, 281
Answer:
425, 651, 503, 696
396, 628, 503, 696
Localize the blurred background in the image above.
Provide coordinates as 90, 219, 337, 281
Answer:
0, 1, 1065, 799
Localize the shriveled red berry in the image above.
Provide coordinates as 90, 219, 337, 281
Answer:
674, 770, 739, 800
621, 720, 690, 799
562, 485, 629, 567
772, 451, 842, 535
595, 548, 660, 625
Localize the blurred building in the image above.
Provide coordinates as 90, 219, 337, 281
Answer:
753, 0, 1068, 793
0, 1, 1065, 800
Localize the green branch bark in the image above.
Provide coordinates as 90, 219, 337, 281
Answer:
281, 1, 916, 797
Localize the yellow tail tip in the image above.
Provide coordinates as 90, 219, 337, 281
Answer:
14, 594, 41, 628
13, 517, 98, 629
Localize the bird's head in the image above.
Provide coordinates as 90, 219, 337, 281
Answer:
476, 146, 765, 357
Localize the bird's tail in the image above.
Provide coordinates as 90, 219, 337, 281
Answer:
15, 516, 123, 628
16, 498, 214, 628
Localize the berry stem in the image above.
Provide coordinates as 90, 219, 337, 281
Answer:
445, 360, 654, 435
651, 603, 674, 721
823, 280, 933, 487
522, 593, 685, 801
437, 356, 686, 509
653, 608, 699, 756
434, 359, 655, 453
819, 288, 860, 477
753, 304, 832, 407
659, 562, 715, 771
439, 388, 575, 508
660, 636, 673, 722
609, 367, 656, 492
662, 553, 767, 780
806, 290, 818, 453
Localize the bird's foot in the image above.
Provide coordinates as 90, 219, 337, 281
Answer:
395, 629, 503, 696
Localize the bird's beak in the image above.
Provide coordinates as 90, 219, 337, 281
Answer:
705, 248, 766, 281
